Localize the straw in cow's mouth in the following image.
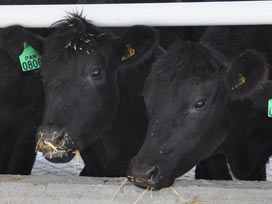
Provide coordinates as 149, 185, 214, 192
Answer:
35, 133, 73, 154
109, 176, 204, 204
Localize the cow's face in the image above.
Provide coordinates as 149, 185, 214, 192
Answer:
35, 16, 118, 162
38, 46, 118, 162
128, 41, 268, 189
36, 15, 159, 163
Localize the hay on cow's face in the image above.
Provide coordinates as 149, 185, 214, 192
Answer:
35, 133, 72, 154
35, 132, 44, 152
43, 141, 58, 152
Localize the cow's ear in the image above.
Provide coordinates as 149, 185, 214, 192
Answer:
116, 26, 159, 69
0, 25, 44, 61
225, 50, 268, 101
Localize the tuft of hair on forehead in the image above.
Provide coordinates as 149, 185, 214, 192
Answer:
152, 40, 225, 81
43, 13, 111, 63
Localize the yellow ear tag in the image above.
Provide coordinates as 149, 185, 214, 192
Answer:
232, 73, 246, 90
121, 44, 135, 61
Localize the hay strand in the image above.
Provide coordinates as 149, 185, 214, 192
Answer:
132, 187, 149, 204
13, 175, 21, 182
35, 132, 44, 152
44, 141, 58, 152
185, 198, 205, 204
110, 178, 128, 204
170, 186, 186, 202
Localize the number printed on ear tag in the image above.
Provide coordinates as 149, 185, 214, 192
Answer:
268, 99, 272, 118
19, 42, 41, 72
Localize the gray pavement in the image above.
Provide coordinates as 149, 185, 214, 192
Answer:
1, 175, 272, 204
32, 152, 84, 176
0, 154, 270, 204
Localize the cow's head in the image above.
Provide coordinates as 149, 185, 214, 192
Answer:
127, 41, 268, 189
36, 14, 158, 163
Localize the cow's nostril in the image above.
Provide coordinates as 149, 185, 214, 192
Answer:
52, 128, 66, 141
146, 166, 159, 181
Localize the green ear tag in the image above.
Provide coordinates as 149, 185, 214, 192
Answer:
268, 99, 272, 117
19, 42, 41, 72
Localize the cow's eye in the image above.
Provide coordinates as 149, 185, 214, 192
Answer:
193, 100, 207, 110
91, 69, 102, 79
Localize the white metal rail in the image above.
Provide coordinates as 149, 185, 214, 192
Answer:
0, 1, 272, 27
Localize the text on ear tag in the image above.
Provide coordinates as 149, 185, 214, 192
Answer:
268, 99, 272, 118
232, 73, 246, 90
19, 42, 41, 72
121, 44, 136, 61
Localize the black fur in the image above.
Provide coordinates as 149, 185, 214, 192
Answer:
0, 26, 44, 174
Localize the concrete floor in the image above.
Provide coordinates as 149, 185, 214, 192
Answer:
31, 152, 84, 176
0, 154, 271, 204
1, 175, 272, 204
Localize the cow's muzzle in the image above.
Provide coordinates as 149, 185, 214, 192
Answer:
36, 126, 76, 163
127, 157, 175, 190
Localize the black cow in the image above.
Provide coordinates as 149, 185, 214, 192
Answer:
36, 14, 162, 176
127, 25, 271, 189
194, 26, 272, 181
0, 26, 44, 174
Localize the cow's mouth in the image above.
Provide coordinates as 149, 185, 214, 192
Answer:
127, 175, 174, 190
127, 159, 175, 190
127, 176, 157, 190
36, 131, 77, 163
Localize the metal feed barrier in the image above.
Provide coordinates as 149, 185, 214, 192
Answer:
0, 1, 271, 27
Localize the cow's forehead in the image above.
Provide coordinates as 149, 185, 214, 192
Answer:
150, 77, 221, 99
151, 41, 224, 82
42, 51, 104, 78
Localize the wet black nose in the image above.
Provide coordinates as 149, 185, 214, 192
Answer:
36, 126, 75, 163
51, 128, 66, 141
145, 166, 159, 180
127, 159, 159, 188
37, 126, 67, 141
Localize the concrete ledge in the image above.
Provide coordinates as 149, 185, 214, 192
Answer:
1, 175, 272, 204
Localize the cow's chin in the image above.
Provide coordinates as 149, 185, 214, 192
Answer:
128, 175, 175, 190
43, 150, 75, 163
